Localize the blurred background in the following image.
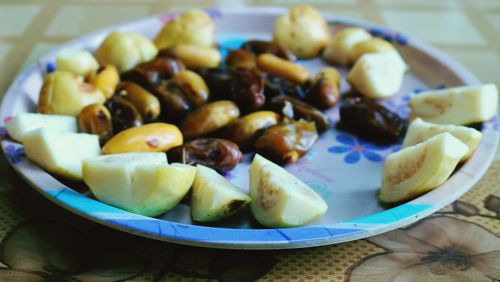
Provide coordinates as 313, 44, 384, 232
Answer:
0, 0, 498, 116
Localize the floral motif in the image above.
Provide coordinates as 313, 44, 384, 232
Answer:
4, 144, 24, 164
452, 201, 479, 216
0, 220, 146, 281
484, 195, 500, 216
328, 134, 388, 164
346, 216, 500, 282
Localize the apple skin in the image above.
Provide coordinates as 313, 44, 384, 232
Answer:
409, 84, 498, 125
191, 165, 251, 222
402, 118, 482, 161
380, 132, 468, 204
249, 154, 328, 228
83, 153, 196, 217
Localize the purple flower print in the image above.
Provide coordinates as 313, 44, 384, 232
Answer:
4, 144, 24, 164
328, 134, 388, 164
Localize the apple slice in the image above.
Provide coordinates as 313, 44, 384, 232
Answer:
22, 128, 100, 180
380, 132, 468, 203
322, 27, 372, 66
56, 49, 99, 77
6, 113, 77, 142
130, 163, 196, 216
346, 51, 407, 99
191, 165, 251, 222
402, 118, 482, 161
409, 84, 498, 125
249, 154, 328, 228
83, 153, 196, 217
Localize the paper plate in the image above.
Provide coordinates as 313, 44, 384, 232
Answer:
1, 7, 497, 249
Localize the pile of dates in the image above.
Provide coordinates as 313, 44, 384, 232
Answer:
74, 39, 405, 173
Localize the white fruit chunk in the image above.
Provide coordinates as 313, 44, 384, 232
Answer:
322, 27, 372, 66
191, 165, 251, 222
380, 132, 468, 203
409, 84, 499, 125
249, 154, 328, 228
402, 118, 482, 161
83, 153, 196, 217
347, 51, 407, 99
6, 113, 77, 143
56, 49, 99, 77
23, 128, 100, 180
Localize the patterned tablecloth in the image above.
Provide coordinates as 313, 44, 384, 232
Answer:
0, 0, 499, 281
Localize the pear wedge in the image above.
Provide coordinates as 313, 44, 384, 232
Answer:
249, 154, 327, 228
380, 132, 468, 203
402, 118, 482, 161
22, 128, 100, 180
6, 113, 77, 142
409, 84, 498, 125
347, 51, 406, 99
191, 165, 251, 222
83, 153, 196, 216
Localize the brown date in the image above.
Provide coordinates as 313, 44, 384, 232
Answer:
78, 103, 113, 143
254, 119, 318, 164
104, 95, 143, 134
264, 75, 309, 101
155, 81, 191, 122
241, 40, 297, 61
230, 68, 265, 113
167, 138, 242, 173
194, 67, 233, 101
121, 57, 185, 92
226, 50, 256, 69
269, 96, 330, 133
339, 96, 405, 144
307, 67, 341, 109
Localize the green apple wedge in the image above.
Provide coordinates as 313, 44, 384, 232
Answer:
191, 165, 251, 222
402, 118, 482, 161
6, 113, 77, 143
409, 84, 498, 125
380, 132, 468, 204
346, 51, 407, 99
249, 154, 328, 228
83, 153, 196, 217
22, 128, 100, 180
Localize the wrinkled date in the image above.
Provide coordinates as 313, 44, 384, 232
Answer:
104, 95, 143, 134
264, 75, 309, 101
230, 68, 265, 113
155, 81, 191, 123
241, 40, 297, 61
194, 67, 233, 101
167, 138, 243, 173
269, 96, 330, 133
339, 97, 405, 144
121, 57, 185, 92
254, 120, 318, 164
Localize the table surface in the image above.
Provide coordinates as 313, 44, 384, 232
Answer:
0, 0, 499, 281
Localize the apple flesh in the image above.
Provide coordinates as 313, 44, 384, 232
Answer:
83, 153, 196, 217
347, 51, 406, 99
409, 84, 498, 125
191, 165, 251, 222
249, 154, 328, 228
402, 118, 482, 161
6, 113, 77, 142
22, 128, 100, 180
380, 132, 468, 203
